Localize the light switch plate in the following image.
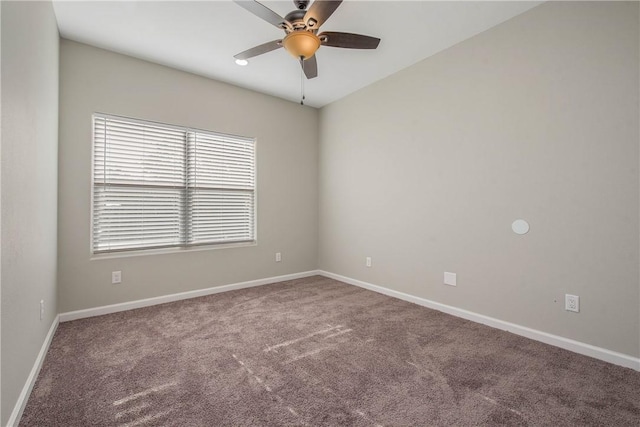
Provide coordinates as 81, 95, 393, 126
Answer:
112, 271, 122, 284
444, 272, 457, 286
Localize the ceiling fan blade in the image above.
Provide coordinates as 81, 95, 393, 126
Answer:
234, 40, 283, 60
304, 0, 342, 30
319, 32, 381, 49
302, 55, 318, 79
234, 0, 288, 29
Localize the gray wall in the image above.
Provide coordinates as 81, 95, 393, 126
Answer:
58, 40, 319, 313
318, 1, 640, 357
1, 1, 59, 424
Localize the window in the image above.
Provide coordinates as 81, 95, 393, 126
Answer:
92, 114, 255, 254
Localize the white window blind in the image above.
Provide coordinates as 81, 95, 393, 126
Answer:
187, 132, 255, 246
92, 114, 255, 254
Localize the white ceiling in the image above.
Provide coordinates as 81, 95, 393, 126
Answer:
52, 1, 542, 108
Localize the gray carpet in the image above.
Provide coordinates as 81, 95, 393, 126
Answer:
20, 275, 640, 426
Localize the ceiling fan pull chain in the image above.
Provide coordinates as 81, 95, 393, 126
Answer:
300, 56, 305, 105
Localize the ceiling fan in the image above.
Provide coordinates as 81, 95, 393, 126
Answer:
233, 0, 381, 79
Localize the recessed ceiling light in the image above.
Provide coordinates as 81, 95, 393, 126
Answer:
235, 59, 248, 66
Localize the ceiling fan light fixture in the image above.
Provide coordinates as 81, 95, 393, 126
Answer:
282, 31, 320, 60
235, 59, 249, 66
233, 0, 381, 81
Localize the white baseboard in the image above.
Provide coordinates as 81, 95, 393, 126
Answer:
319, 270, 640, 372
59, 270, 320, 322
7, 315, 60, 427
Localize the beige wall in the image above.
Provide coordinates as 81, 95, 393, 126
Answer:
319, 1, 640, 357
58, 40, 319, 313
1, 1, 59, 423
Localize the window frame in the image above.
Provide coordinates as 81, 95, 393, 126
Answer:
89, 113, 257, 258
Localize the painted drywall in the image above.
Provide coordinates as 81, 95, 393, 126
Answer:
58, 40, 318, 313
1, 1, 59, 424
319, 1, 640, 357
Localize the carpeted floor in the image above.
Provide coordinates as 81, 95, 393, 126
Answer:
20, 275, 640, 426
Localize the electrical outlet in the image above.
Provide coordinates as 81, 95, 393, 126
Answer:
565, 294, 579, 312
275, 252, 282, 262
40, 300, 44, 321
366, 257, 372, 267
444, 272, 457, 286
112, 271, 122, 284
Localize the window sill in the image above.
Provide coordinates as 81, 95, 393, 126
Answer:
90, 241, 257, 260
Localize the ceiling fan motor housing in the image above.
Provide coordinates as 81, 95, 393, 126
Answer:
284, 9, 307, 29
